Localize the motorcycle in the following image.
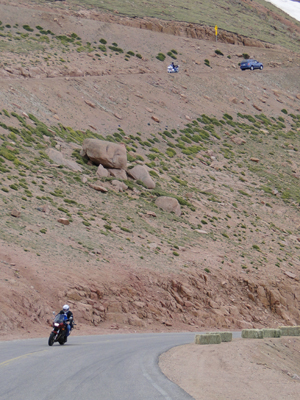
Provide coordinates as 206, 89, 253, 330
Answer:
48, 313, 69, 346
167, 64, 179, 73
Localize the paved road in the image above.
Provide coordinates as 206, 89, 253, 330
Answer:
0, 332, 241, 400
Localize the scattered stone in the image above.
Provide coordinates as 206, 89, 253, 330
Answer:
11, 209, 21, 218
88, 183, 108, 193
111, 180, 128, 192
127, 165, 155, 189
84, 100, 96, 108
284, 271, 297, 279
250, 157, 260, 163
107, 168, 127, 180
185, 115, 191, 120
114, 113, 122, 120
146, 107, 153, 113
253, 104, 262, 111
57, 218, 70, 226
46, 148, 82, 172
151, 115, 160, 123
195, 230, 208, 234
96, 164, 109, 178
146, 211, 157, 217
231, 136, 246, 145
230, 97, 238, 104
81, 176, 88, 183
155, 196, 181, 216
296, 94, 300, 100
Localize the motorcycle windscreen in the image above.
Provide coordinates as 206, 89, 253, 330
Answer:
54, 314, 66, 323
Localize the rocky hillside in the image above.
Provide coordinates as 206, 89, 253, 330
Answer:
0, 1, 300, 339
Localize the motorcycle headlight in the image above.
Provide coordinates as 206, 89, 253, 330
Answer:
54, 323, 59, 327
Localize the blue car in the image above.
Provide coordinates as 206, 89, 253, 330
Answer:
240, 59, 263, 71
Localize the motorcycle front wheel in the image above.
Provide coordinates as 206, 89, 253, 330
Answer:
48, 332, 55, 346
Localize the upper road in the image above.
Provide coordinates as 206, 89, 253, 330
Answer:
0, 332, 241, 399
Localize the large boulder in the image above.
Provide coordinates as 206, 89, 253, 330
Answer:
127, 165, 155, 189
155, 196, 181, 216
80, 139, 127, 169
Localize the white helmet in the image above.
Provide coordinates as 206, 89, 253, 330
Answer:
63, 304, 69, 313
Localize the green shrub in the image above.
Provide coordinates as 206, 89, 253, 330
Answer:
242, 53, 250, 59
108, 46, 123, 53
204, 59, 210, 67
136, 53, 142, 59
215, 49, 224, 56
149, 170, 159, 177
156, 53, 166, 62
167, 51, 176, 59
2, 109, 10, 118
0, 148, 16, 161
166, 148, 176, 157
99, 38, 107, 44
120, 226, 132, 233
238, 189, 251, 197
127, 51, 135, 56
23, 25, 34, 32
281, 109, 288, 114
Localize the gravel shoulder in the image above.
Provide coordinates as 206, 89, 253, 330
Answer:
159, 337, 300, 400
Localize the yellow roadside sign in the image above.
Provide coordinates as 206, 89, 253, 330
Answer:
215, 25, 218, 35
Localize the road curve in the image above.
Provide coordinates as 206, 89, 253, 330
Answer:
0, 332, 198, 400
0, 331, 241, 399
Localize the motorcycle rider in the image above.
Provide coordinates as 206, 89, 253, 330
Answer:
170, 61, 178, 71
59, 304, 74, 339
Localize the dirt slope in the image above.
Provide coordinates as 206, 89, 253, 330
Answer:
160, 337, 300, 400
